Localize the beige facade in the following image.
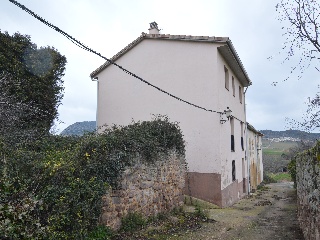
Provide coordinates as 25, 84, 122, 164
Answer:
91, 23, 263, 207
247, 124, 264, 191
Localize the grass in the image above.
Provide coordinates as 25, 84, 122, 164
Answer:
270, 172, 292, 182
265, 172, 292, 182
262, 149, 284, 155
262, 139, 297, 150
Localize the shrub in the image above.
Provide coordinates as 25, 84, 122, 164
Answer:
120, 212, 147, 232
288, 158, 297, 188
1, 117, 185, 239
262, 172, 277, 184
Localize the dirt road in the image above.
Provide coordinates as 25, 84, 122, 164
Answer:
177, 182, 303, 240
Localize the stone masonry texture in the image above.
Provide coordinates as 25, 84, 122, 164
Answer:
296, 142, 320, 240
99, 151, 186, 229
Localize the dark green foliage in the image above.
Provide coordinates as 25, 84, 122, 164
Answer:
120, 212, 147, 233
288, 159, 297, 188
75, 116, 185, 189
0, 117, 185, 239
0, 177, 48, 239
87, 225, 115, 240
194, 205, 209, 221
262, 172, 277, 184
283, 140, 315, 188
0, 30, 66, 142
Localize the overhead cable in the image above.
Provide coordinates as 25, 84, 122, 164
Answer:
9, 0, 246, 123
9, 0, 223, 114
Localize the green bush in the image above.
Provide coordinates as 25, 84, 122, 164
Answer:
120, 212, 147, 233
86, 225, 115, 240
1, 117, 185, 239
262, 172, 277, 184
288, 158, 297, 188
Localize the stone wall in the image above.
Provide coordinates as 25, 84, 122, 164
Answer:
100, 151, 186, 229
296, 142, 320, 240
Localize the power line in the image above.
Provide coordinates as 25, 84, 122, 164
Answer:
9, 0, 224, 115
9, 0, 246, 123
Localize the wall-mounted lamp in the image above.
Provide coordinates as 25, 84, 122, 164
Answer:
92, 77, 98, 81
224, 107, 232, 119
220, 107, 232, 124
220, 112, 227, 124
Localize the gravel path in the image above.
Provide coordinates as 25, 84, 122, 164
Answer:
174, 182, 303, 240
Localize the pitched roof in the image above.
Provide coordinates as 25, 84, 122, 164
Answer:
247, 123, 264, 136
90, 33, 252, 87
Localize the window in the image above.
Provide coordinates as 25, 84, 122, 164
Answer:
240, 122, 244, 151
224, 66, 229, 90
239, 86, 243, 103
232, 76, 235, 97
231, 117, 235, 152
232, 160, 236, 181
231, 135, 235, 152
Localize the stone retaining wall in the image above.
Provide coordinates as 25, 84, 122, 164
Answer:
296, 142, 320, 240
100, 151, 186, 229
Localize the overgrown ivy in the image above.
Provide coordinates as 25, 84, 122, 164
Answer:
0, 117, 185, 239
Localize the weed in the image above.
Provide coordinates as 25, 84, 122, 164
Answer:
120, 212, 146, 233
87, 225, 114, 240
194, 205, 209, 221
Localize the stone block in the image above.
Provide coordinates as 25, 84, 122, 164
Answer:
112, 196, 121, 205
140, 181, 154, 189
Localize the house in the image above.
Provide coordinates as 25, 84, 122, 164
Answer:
90, 22, 263, 207
247, 123, 264, 192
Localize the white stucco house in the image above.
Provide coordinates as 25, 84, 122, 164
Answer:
90, 22, 263, 207
247, 123, 264, 192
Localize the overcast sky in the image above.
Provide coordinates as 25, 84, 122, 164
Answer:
1, 0, 319, 133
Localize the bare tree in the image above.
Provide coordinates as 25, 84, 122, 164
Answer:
284, 96, 320, 132
276, 0, 320, 80
277, 0, 320, 131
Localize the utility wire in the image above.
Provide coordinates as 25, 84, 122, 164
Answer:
9, 0, 222, 114
9, 0, 246, 122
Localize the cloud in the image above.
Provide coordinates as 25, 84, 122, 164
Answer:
1, 0, 319, 133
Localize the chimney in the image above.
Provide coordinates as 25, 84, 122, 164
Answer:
148, 21, 160, 34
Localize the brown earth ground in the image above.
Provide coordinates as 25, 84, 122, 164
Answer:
169, 182, 303, 240
116, 182, 303, 239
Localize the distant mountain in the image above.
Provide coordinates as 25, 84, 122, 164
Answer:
260, 130, 320, 141
60, 121, 96, 136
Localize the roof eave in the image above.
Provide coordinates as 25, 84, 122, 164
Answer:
218, 40, 252, 87
247, 123, 263, 136
90, 33, 148, 78
90, 33, 231, 79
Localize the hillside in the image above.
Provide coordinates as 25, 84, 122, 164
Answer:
260, 130, 320, 141
60, 121, 96, 136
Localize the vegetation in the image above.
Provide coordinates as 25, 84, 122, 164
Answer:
283, 140, 315, 188
0, 117, 185, 239
262, 139, 297, 173
268, 173, 292, 182
260, 130, 320, 140
0, 30, 66, 139
120, 212, 147, 233
110, 206, 212, 240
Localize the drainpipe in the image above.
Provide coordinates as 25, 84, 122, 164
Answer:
91, 77, 99, 131
244, 87, 250, 195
